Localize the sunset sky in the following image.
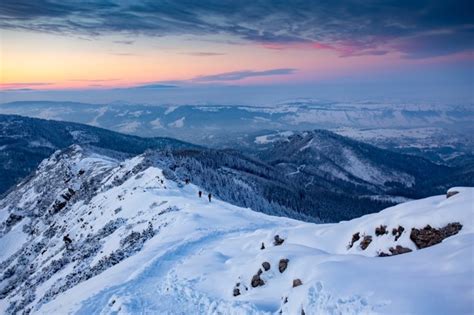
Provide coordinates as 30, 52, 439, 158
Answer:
0, 1, 472, 103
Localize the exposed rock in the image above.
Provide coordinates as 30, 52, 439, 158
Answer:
378, 251, 391, 257
389, 245, 412, 255
251, 273, 265, 287
446, 190, 459, 198
5, 213, 23, 228
292, 278, 303, 287
51, 200, 67, 214
410, 223, 462, 249
274, 235, 285, 246
233, 287, 240, 297
262, 261, 271, 271
279, 258, 289, 273
375, 225, 388, 236
61, 188, 76, 201
348, 232, 360, 249
257, 268, 263, 276
260, 242, 265, 250
442, 222, 463, 238
359, 235, 372, 250
392, 225, 405, 241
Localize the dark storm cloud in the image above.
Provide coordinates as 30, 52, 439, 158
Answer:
1, 0, 472, 58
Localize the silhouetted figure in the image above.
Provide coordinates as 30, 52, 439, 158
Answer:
208, 193, 212, 202
185, 179, 190, 184
198, 191, 202, 198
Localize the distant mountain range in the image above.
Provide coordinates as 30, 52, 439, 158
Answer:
1, 101, 473, 160
2, 115, 472, 223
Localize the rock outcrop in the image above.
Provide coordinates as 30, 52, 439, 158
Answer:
262, 261, 271, 271
410, 223, 462, 249
279, 259, 289, 273
274, 235, 285, 246
359, 235, 372, 250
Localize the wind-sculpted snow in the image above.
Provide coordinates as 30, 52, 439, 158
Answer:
0, 147, 472, 314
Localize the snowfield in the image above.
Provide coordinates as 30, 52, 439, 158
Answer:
0, 146, 473, 314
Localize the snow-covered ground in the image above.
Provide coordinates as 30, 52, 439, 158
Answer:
0, 147, 473, 314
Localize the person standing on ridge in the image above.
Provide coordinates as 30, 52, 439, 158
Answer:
198, 191, 202, 198
208, 193, 212, 202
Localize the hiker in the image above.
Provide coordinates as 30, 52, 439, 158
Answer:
208, 193, 212, 202
63, 234, 72, 249
185, 179, 190, 184
198, 191, 202, 198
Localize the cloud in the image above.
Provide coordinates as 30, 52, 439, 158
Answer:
113, 39, 134, 45
68, 78, 119, 82
129, 83, 178, 89
0, 82, 52, 90
109, 52, 138, 56
184, 52, 226, 56
193, 68, 297, 82
2, 1, 471, 58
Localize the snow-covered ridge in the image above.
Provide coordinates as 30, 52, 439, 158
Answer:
0, 147, 473, 314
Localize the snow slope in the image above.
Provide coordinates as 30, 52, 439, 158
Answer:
0, 147, 473, 314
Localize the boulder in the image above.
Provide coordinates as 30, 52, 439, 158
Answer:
410, 223, 462, 249
233, 287, 240, 297
251, 273, 265, 287
375, 225, 388, 236
359, 235, 372, 250
446, 190, 459, 198
392, 225, 405, 241
279, 258, 289, 273
389, 245, 412, 255
262, 262, 271, 271
260, 242, 265, 250
292, 279, 303, 287
348, 232, 360, 249
274, 235, 285, 246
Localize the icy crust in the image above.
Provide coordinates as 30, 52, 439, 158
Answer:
0, 146, 472, 315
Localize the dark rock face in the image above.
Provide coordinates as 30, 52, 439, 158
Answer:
274, 235, 285, 246
348, 232, 360, 249
392, 226, 405, 241
292, 279, 303, 287
61, 188, 76, 201
410, 223, 463, 249
233, 287, 240, 297
279, 258, 289, 273
262, 261, 271, 271
446, 191, 459, 198
389, 245, 412, 255
251, 273, 265, 287
5, 213, 23, 228
260, 242, 265, 250
378, 245, 413, 257
375, 225, 388, 236
359, 235, 372, 250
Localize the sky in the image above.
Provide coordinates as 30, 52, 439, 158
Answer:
0, 0, 473, 104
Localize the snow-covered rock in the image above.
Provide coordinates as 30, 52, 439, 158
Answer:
0, 147, 473, 314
